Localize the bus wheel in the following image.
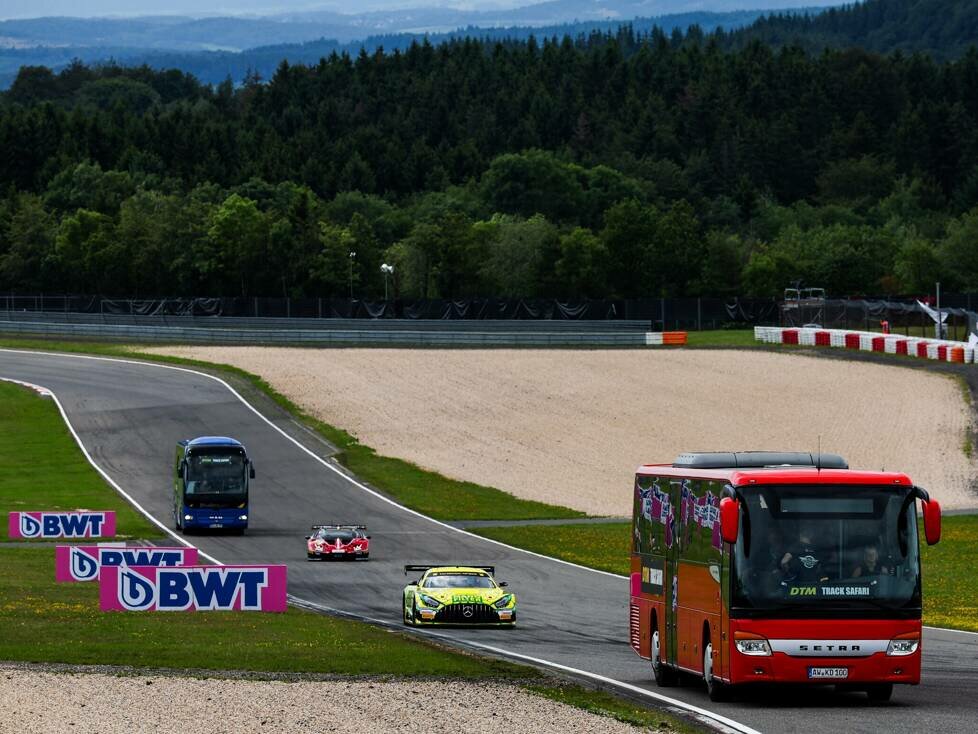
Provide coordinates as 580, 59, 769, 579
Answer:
651, 627, 677, 686
866, 684, 893, 702
703, 642, 728, 702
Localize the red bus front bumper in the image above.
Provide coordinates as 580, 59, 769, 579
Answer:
726, 618, 921, 686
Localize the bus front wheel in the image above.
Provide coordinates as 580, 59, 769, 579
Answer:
703, 642, 728, 702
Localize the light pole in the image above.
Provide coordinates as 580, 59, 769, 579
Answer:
348, 251, 357, 300
380, 263, 395, 301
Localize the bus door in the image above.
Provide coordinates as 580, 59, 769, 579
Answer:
664, 479, 682, 669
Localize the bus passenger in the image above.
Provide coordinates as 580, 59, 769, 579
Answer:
852, 545, 888, 578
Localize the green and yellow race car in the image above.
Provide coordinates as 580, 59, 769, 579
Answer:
402, 565, 516, 626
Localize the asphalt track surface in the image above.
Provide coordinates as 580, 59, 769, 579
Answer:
3, 348, 977, 734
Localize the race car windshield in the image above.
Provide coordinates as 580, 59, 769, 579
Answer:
185, 453, 246, 497
423, 574, 495, 589
732, 484, 921, 613
314, 529, 356, 541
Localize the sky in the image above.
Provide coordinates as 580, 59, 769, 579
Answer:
0, 0, 518, 19
0, 0, 837, 22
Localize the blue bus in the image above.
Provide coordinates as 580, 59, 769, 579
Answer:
173, 437, 255, 533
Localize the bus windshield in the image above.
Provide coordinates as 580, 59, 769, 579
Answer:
185, 453, 247, 498
733, 485, 920, 612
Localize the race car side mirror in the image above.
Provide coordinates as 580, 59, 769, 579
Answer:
366, 535, 371, 539
304, 536, 310, 540
498, 581, 508, 587
720, 497, 739, 545
250, 465, 256, 479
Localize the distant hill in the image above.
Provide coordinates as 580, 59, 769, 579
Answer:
0, 9, 778, 87
0, 2, 838, 50
729, 0, 978, 59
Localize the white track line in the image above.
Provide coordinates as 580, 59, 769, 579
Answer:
923, 626, 978, 638
0, 347, 624, 579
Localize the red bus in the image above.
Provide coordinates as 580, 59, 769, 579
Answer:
629, 451, 942, 702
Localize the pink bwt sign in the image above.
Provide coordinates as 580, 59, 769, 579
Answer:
8, 511, 116, 539
99, 565, 288, 612
55, 545, 200, 582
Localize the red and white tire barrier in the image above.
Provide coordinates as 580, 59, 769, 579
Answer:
754, 326, 975, 364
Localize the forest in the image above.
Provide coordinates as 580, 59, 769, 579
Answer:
2, 24, 978, 300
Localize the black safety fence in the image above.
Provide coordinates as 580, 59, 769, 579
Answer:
1, 293, 975, 335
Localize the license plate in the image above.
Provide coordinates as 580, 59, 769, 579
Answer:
209, 523, 223, 528
809, 667, 848, 679
331, 549, 347, 554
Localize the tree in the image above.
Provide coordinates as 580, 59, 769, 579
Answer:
555, 227, 608, 297
600, 198, 658, 297
816, 156, 896, 211
477, 214, 558, 297
0, 194, 57, 291
207, 194, 268, 296
312, 222, 357, 296
53, 209, 122, 293
44, 162, 136, 215
940, 209, 978, 291
894, 236, 942, 293
481, 150, 584, 223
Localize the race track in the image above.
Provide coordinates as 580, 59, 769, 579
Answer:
2, 348, 976, 734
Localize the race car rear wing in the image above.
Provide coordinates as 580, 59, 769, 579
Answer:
311, 524, 367, 530
404, 564, 495, 576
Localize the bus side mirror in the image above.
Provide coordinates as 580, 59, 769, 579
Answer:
922, 499, 941, 545
719, 497, 739, 545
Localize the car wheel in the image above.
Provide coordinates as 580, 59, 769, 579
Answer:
704, 642, 728, 702
866, 684, 893, 702
651, 626, 676, 687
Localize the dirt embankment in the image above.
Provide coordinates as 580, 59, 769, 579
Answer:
152, 347, 978, 514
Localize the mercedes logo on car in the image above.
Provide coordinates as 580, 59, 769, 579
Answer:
462, 605, 474, 618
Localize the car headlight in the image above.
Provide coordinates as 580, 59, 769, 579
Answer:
493, 594, 513, 609
734, 632, 772, 656
887, 635, 919, 656
239, 515, 248, 521
418, 594, 441, 608
183, 514, 192, 521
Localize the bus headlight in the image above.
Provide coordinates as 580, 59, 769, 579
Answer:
886, 635, 919, 656
734, 632, 772, 656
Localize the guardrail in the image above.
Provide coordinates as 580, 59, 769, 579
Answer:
755, 326, 975, 364
0, 310, 652, 333
0, 318, 687, 348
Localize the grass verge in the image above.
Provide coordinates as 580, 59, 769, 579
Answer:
475, 518, 978, 634
0, 338, 583, 522
0, 374, 697, 731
